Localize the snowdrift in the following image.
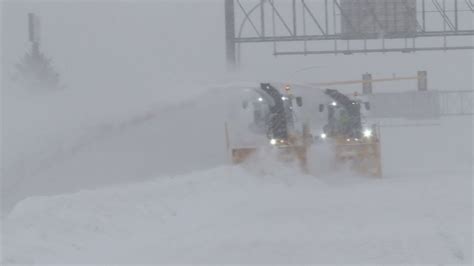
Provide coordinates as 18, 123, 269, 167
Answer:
3, 163, 471, 264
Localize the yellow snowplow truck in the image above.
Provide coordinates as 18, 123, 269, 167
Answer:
227, 83, 312, 172
317, 89, 382, 177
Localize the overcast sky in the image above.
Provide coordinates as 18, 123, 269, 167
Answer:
2, 0, 473, 97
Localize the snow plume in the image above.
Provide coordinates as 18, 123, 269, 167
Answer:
307, 140, 338, 176
238, 147, 310, 179
1, 84, 260, 213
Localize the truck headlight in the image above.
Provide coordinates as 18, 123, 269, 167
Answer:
320, 133, 327, 139
270, 139, 277, 145
363, 129, 373, 138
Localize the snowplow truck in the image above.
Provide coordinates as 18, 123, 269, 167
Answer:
229, 83, 312, 171
318, 89, 382, 177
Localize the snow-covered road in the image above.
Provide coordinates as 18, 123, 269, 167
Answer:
3, 163, 471, 264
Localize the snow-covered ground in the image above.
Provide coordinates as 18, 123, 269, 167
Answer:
3, 160, 471, 264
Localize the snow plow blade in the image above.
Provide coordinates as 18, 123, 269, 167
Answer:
231, 145, 308, 172
231, 147, 257, 164
334, 138, 382, 177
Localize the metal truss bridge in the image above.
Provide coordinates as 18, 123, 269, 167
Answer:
225, 0, 474, 66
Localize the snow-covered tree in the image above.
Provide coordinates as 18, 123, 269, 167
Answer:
13, 42, 61, 91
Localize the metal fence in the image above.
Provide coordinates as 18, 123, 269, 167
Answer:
368, 90, 473, 120
438, 90, 474, 116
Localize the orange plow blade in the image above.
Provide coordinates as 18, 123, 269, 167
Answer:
231, 148, 257, 164
334, 139, 382, 177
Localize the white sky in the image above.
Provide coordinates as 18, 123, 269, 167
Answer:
1, 0, 473, 95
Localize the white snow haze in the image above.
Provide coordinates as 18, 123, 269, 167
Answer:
1, 0, 473, 264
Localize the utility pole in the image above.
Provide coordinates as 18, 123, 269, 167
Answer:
225, 0, 236, 69
28, 13, 41, 58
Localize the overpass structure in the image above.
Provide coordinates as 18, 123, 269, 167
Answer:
225, 0, 474, 66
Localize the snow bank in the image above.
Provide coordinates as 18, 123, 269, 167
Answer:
3, 163, 471, 264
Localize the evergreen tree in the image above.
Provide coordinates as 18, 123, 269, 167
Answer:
13, 42, 61, 91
